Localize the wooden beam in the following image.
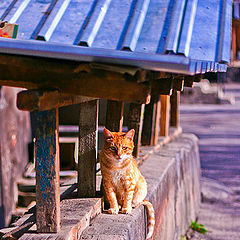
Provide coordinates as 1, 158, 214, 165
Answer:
0, 54, 150, 104
160, 95, 170, 136
141, 96, 160, 146
173, 77, 184, 91
126, 104, 145, 157
151, 78, 173, 95
105, 100, 124, 132
170, 90, 180, 128
32, 109, 60, 233
17, 89, 96, 111
78, 100, 98, 197
184, 76, 194, 87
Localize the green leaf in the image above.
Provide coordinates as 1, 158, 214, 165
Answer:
190, 221, 207, 235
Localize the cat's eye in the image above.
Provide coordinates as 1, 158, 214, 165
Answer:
110, 146, 116, 151
122, 147, 128, 150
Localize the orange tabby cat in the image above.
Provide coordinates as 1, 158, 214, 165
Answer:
99, 128, 155, 239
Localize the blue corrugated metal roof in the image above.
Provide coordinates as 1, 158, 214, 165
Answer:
0, 0, 232, 75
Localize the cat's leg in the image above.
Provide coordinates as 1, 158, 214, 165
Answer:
103, 183, 119, 214
122, 182, 135, 214
132, 175, 147, 208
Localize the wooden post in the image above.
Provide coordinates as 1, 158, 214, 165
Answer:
127, 103, 144, 157
32, 109, 60, 233
232, 24, 237, 61
141, 96, 160, 146
153, 98, 161, 145
78, 100, 98, 197
105, 100, 124, 132
160, 95, 170, 137
170, 90, 180, 128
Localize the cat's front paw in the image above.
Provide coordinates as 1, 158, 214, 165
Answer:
122, 206, 132, 214
108, 208, 119, 214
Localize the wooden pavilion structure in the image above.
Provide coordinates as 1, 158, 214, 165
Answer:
0, 0, 232, 237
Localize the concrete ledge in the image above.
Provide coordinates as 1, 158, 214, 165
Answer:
80, 133, 201, 240
0, 198, 101, 240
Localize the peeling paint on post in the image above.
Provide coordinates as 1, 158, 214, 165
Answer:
32, 109, 60, 233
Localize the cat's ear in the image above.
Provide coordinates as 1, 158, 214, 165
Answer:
104, 128, 113, 141
125, 129, 135, 141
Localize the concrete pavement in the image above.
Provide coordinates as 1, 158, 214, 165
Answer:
180, 83, 240, 240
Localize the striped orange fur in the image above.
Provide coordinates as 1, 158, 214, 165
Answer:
99, 128, 155, 239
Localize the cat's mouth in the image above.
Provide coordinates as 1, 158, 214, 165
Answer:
115, 154, 129, 161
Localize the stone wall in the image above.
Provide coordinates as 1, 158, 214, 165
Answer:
80, 133, 201, 240
0, 87, 31, 228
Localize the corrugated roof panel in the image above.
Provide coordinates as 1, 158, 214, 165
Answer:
177, 0, 198, 56
218, 0, 232, 63
188, 0, 221, 61
134, 0, 171, 53
78, 0, 112, 47
86, 0, 133, 50
38, 0, 94, 44
6, 0, 49, 40
0, 0, 16, 20
165, 0, 186, 53
188, 0, 232, 62
0, 0, 232, 75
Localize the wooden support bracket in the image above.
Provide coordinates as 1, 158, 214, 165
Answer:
32, 109, 60, 233
17, 89, 96, 111
173, 77, 184, 91
151, 78, 173, 95
78, 100, 98, 197
184, 75, 202, 88
184, 76, 194, 87
170, 90, 180, 128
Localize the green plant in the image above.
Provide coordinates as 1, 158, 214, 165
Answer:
180, 236, 187, 240
181, 220, 208, 240
190, 221, 207, 235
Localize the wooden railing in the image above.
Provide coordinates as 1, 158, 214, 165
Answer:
20, 88, 182, 233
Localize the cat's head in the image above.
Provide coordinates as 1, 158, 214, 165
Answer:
103, 128, 135, 162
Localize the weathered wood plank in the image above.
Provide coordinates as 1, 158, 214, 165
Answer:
170, 90, 180, 128
184, 75, 201, 87
127, 103, 145, 157
151, 78, 173, 95
153, 97, 161, 145
141, 96, 160, 146
78, 100, 98, 197
17, 89, 96, 111
0, 54, 150, 103
32, 109, 60, 233
105, 100, 124, 132
173, 77, 184, 91
160, 95, 170, 136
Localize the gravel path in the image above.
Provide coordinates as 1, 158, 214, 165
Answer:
180, 83, 240, 240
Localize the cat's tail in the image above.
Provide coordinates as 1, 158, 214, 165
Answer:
142, 199, 155, 239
